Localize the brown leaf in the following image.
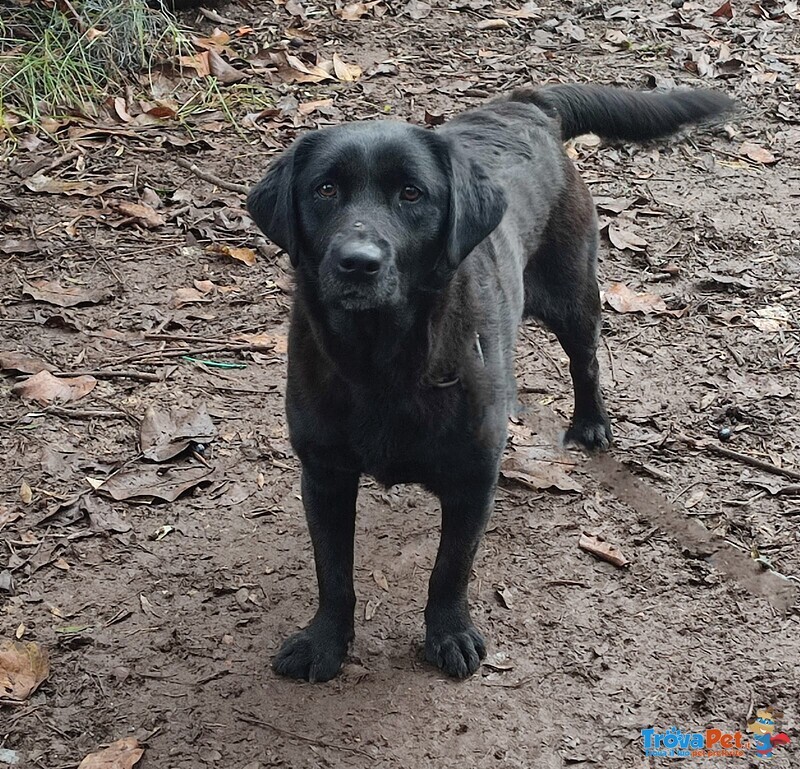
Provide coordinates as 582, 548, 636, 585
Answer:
500, 449, 582, 493
711, 0, 733, 18
496, 1, 540, 18
740, 141, 777, 165
234, 331, 288, 353
0, 639, 50, 701
207, 49, 248, 84
578, 532, 629, 568
140, 405, 216, 462
297, 98, 334, 115
178, 52, 211, 77
270, 52, 332, 84
0, 352, 53, 374
22, 279, 111, 307
424, 110, 446, 126
404, 0, 431, 18
332, 53, 362, 82
364, 597, 381, 620
477, 18, 510, 29
607, 224, 648, 251
204, 243, 257, 266
23, 174, 126, 197
372, 569, 389, 591
99, 464, 217, 503
19, 481, 33, 504
78, 738, 144, 769
603, 283, 668, 314
12, 370, 97, 405
110, 201, 166, 229
339, 2, 369, 19
0, 237, 38, 255
495, 584, 513, 609
169, 287, 213, 309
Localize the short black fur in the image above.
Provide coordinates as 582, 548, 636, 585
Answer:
246, 83, 731, 682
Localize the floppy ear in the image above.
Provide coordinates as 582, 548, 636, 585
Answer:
247, 147, 299, 266
445, 144, 507, 269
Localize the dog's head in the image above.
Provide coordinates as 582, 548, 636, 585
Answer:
247, 121, 506, 311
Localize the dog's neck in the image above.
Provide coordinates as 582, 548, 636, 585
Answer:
296, 279, 468, 390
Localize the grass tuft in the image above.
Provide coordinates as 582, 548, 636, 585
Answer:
0, 0, 190, 131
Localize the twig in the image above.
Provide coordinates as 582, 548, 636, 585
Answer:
234, 710, 373, 758
45, 407, 129, 420
109, 343, 273, 366
46, 369, 163, 383
678, 434, 800, 483
174, 156, 250, 195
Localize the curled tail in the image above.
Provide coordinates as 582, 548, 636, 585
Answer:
508, 84, 733, 142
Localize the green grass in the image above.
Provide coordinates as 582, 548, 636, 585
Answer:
0, 0, 190, 132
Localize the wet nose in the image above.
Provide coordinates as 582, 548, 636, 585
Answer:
337, 241, 383, 278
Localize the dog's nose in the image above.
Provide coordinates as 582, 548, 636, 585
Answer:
336, 242, 383, 278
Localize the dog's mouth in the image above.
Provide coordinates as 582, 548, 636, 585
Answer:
318, 249, 401, 311
319, 274, 401, 311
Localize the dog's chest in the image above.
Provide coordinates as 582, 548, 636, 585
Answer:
347, 392, 458, 486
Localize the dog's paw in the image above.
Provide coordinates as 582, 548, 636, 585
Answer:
272, 623, 351, 682
565, 417, 612, 453
425, 626, 487, 679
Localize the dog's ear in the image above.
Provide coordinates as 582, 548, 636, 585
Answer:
444, 143, 507, 269
247, 145, 300, 266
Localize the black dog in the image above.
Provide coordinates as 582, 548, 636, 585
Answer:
247, 84, 731, 681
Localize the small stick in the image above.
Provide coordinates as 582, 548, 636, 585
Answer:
45, 407, 129, 420
234, 710, 373, 759
174, 156, 250, 195
109, 343, 273, 366
49, 369, 162, 383
679, 434, 800, 483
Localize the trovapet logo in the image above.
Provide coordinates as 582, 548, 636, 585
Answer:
641, 706, 790, 759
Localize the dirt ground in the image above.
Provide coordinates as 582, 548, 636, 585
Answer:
2, 0, 799, 767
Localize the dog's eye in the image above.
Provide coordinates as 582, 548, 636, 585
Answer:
316, 182, 337, 198
400, 185, 422, 202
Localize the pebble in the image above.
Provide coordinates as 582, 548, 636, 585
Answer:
718, 426, 732, 442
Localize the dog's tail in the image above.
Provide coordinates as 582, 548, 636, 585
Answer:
508, 84, 733, 142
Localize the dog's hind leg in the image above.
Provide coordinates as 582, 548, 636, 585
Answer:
272, 463, 359, 682
523, 241, 612, 452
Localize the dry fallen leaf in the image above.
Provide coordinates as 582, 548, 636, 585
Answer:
578, 532, 629, 568
204, 243, 257, 266
364, 597, 381, 620
178, 52, 211, 77
332, 53, 362, 82
23, 174, 126, 198
78, 738, 144, 769
477, 18, 510, 29
110, 200, 166, 229
99, 464, 216, 503
500, 449, 582, 493
711, 0, 733, 19
19, 481, 33, 505
372, 569, 389, 592
0, 639, 50, 701
607, 225, 648, 252
0, 237, 38, 255
207, 49, 248, 84
740, 141, 777, 165
495, 584, 514, 609
12, 370, 97, 405
22, 279, 111, 307
270, 51, 332, 84
0, 351, 54, 374
234, 331, 288, 353
140, 405, 216, 462
403, 0, 431, 18
603, 283, 668, 315
169, 287, 214, 308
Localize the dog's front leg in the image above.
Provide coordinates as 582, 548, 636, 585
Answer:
425, 480, 495, 678
272, 463, 358, 682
